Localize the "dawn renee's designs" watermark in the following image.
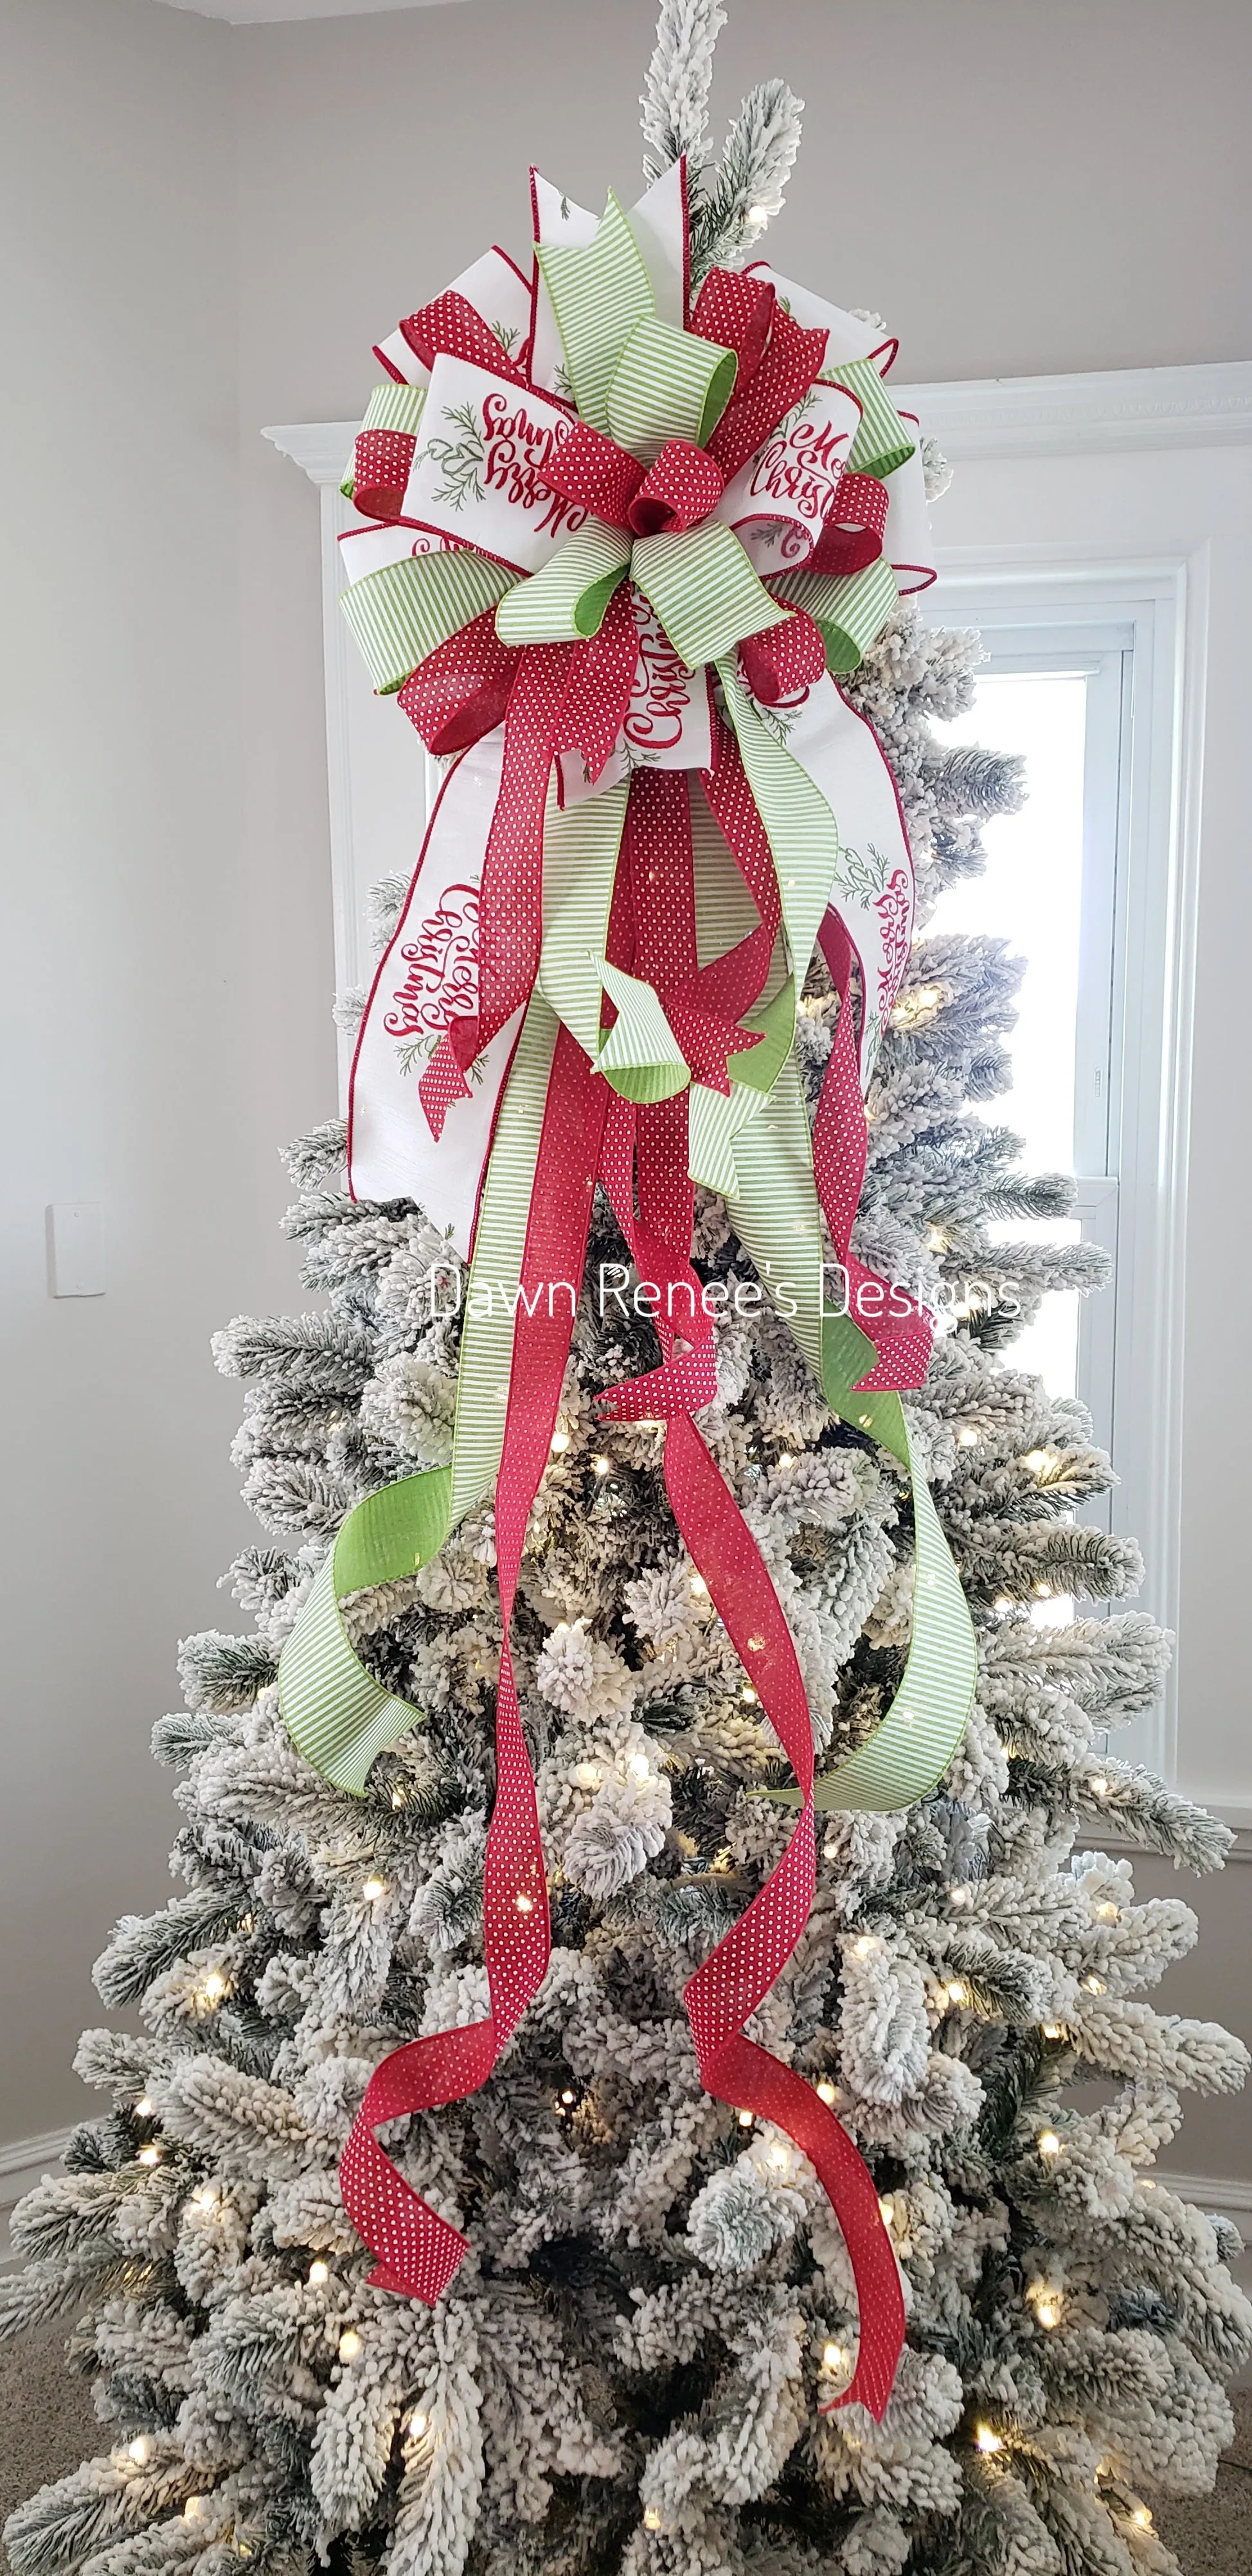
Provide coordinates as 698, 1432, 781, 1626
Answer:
413, 1262, 1022, 1326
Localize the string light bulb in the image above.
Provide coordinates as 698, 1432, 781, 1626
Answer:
549, 1428, 570, 1454
407, 2410, 429, 2440
1096, 1900, 1120, 1922
769, 2141, 792, 2171
629, 1751, 652, 1779
308, 2260, 329, 2287
593, 1455, 611, 1476
643, 2507, 663, 2532
822, 2341, 850, 2375
1042, 2022, 1067, 2041
689, 1573, 708, 1597
183, 2498, 204, 2521
338, 2329, 362, 2362
128, 2437, 153, 2465
816, 2078, 838, 2106
1023, 1449, 1055, 1475
134, 2096, 154, 2118
575, 1762, 602, 1790
852, 1935, 878, 1959
974, 2425, 1003, 2455
192, 2184, 219, 2211
741, 1684, 758, 1704
201, 1970, 228, 2004
1089, 1775, 1109, 1797
926, 1225, 948, 1254
1129, 2504, 1153, 2530
515, 1891, 535, 1913
136, 2145, 161, 2168
878, 2196, 895, 2228
956, 1426, 979, 1448
1037, 2129, 1062, 2160
945, 1979, 969, 2007
737, 2109, 755, 2129
362, 1877, 386, 1902
778, 1452, 794, 1468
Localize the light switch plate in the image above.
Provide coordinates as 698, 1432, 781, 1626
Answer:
46, 1202, 105, 1297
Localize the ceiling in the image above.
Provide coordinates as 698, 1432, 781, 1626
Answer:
156, 0, 470, 22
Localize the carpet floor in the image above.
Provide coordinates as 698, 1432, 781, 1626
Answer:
1, 2325, 1249, 2570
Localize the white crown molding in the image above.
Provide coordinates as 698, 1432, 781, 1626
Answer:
264, 361, 1252, 492
264, 420, 357, 485
891, 360, 1252, 461
1155, 2168, 1252, 2219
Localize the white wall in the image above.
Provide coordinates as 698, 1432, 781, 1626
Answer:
5, 0, 1252, 2169
0, 0, 335, 2143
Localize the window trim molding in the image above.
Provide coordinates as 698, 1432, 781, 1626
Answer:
926, 555, 1205, 1791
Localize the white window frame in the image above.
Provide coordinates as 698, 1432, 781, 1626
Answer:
925, 570, 1195, 1781
265, 358, 1252, 1821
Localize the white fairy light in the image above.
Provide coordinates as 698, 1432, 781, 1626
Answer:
192, 2184, 219, 2211
956, 1427, 979, 1448
821, 2341, 850, 2375
338, 2329, 362, 2362
515, 1891, 535, 1913
629, 1751, 652, 1779
407, 2410, 429, 2440
136, 2145, 161, 2168
737, 2109, 755, 2129
852, 1935, 878, 1959
575, 1762, 602, 1789
308, 2260, 329, 2287
878, 2196, 895, 2228
816, 2078, 838, 2106
128, 2437, 153, 2465
549, 1428, 570, 1454
1037, 2129, 1062, 2160
134, 2096, 154, 2117
945, 1979, 969, 2007
362, 1877, 386, 1902
593, 1455, 611, 1475
974, 2424, 1003, 2454
689, 1572, 708, 1597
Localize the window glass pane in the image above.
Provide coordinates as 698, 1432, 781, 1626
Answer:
926, 672, 1088, 1407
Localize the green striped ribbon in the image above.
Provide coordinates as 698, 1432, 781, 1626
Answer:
823, 357, 917, 480
537, 192, 654, 434
278, 1467, 452, 1795
496, 523, 631, 645
595, 958, 690, 1100
341, 549, 517, 696
729, 1064, 977, 1812
536, 777, 630, 1052
771, 559, 901, 676
607, 316, 737, 465
715, 659, 843, 991
278, 992, 563, 1792
340, 381, 428, 500
633, 521, 790, 672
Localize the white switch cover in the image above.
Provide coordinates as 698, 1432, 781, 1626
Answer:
47, 1202, 105, 1297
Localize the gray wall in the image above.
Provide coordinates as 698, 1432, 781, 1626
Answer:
3, 0, 1251, 2177
0, 0, 335, 2141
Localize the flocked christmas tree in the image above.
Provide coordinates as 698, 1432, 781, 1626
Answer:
5, 10, 1250, 2575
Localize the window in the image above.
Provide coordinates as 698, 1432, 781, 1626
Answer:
924, 575, 1189, 1769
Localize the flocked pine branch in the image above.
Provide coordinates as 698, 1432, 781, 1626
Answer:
639, 0, 726, 181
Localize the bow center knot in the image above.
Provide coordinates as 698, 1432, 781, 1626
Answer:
542, 421, 726, 543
